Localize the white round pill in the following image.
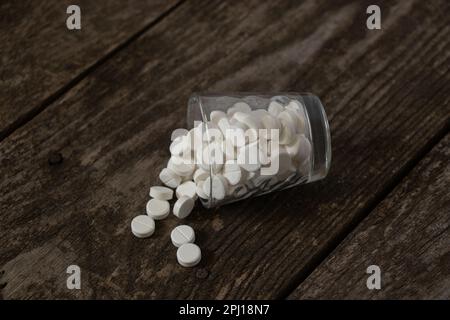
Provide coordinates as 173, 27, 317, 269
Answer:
223, 160, 242, 185
268, 100, 285, 116
159, 167, 182, 188
176, 181, 198, 200
131, 215, 155, 238
203, 175, 228, 200
217, 117, 231, 136
146, 199, 170, 220
193, 168, 209, 183
168, 156, 195, 177
232, 113, 260, 143
196, 180, 209, 199
171, 225, 196, 247
173, 196, 195, 219
210, 110, 227, 125
177, 243, 202, 267
149, 186, 173, 200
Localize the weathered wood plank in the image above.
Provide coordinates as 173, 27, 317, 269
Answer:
289, 134, 450, 299
0, 0, 449, 299
0, 0, 181, 139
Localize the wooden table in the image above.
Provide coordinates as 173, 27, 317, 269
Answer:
0, 0, 449, 299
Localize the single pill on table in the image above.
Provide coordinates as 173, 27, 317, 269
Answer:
177, 243, 202, 267
131, 215, 155, 238
146, 199, 170, 220
173, 196, 195, 219
149, 186, 173, 200
176, 181, 198, 200
159, 167, 182, 188
171, 225, 196, 247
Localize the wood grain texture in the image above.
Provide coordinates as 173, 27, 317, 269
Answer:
0, 0, 180, 139
0, 0, 449, 299
290, 134, 450, 299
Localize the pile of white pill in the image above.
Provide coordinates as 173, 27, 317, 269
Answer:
131, 96, 312, 268
131, 184, 201, 267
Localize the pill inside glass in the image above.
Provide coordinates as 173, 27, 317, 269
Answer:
183, 93, 331, 208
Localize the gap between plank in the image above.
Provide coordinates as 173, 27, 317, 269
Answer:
278, 120, 450, 300
0, 0, 186, 144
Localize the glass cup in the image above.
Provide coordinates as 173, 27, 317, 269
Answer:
186, 92, 331, 208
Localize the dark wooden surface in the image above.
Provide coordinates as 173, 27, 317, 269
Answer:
0, 0, 449, 299
290, 134, 450, 299
0, 0, 180, 140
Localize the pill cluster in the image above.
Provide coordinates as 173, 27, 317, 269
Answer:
131, 95, 313, 268
131, 184, 201, 267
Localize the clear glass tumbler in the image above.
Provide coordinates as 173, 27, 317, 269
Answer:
187, 92, 331, 208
